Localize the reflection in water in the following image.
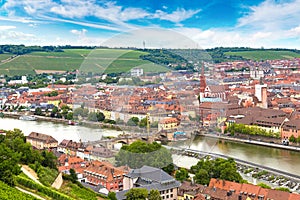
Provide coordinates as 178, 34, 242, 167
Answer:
0, 118, 121, 143
1, 117, 300, 175
170, 136, 300, 175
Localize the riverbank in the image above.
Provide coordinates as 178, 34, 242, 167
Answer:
198, 132, 300, 152
167, 145, 300, 193
2, 111, 123, 131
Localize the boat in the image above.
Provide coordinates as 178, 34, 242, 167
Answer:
19, 115, 37, 121
68, 120, 78, 125
173, 131, 187, 141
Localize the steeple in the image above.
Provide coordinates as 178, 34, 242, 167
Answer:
199, 63, 206, 93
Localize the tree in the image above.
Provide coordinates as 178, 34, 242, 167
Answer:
115, 140, 172, 169
50, 106, 59, 117
0, 143, 21, 186
88, 112, 98, 122
127, 117, 139, 126
108, 192, 117, 200
162, 163, 175, 175
87, 111, 105, 122
66, 112, 73, 120
289, 135, 296, 143
69, 168, 77, 183
148, 189, 162, 200
257, 183, 271, 189
195, 169, 210, 185
175, 168, 189, 182
125, 188, 148, 200
41, 150, 57, 170
139, 117, 148, 128
97, 112, 105, 122
192, 157, 243, 185
34, 107, 42, 116
275, 187, 290, 192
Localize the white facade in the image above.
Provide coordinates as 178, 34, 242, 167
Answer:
130, 67, 143, 77
250, 67, 264, 80
255, 84, 267, 102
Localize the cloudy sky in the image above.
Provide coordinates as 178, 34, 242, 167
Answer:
0, 0, 300, 48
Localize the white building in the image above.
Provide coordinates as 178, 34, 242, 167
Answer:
255, 84, 267, 102
250, 66, 264, 80
8, 76, 28, 85
130, 67, 143, 77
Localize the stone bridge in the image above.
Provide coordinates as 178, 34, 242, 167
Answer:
83, 132, 159, 150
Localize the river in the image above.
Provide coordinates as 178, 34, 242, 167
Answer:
169, 135, 300, 175
1, 117, 300, 175
0, 118, 121, 143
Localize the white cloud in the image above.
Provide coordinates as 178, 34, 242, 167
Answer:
0, 30, 37, 41
1, 0, 200, 31
0, 16, 37, 23
238, 0, 300, 31
153, 8, 201, 24
173, 27, 280, 49
252, 32, 272, 40
287, 26, 300, 37
0, 25, 16, 30
70, 29, 87, 37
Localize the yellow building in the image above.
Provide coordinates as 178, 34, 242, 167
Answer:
47, 100, 60, 107
26, 132, 58, 150
158, 117, 178, 132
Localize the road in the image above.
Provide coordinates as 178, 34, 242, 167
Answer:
15, 186, 46, 200
21, 165, 42, 185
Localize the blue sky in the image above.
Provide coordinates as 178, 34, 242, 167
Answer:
0, 0, 300, 48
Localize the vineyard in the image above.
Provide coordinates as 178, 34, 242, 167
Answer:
0, 181, 38, 200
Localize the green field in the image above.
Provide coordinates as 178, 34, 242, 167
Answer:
0, 53, 14, 61
0, 49, 169, 76
224, 50, 300, 61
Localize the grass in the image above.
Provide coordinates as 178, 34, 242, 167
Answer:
224, 50, 300, 61
36, 166, 59, 186
60, 181, 107, 200
0, 49, 169, 76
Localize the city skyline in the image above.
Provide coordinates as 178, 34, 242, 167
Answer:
0, 0, 300, 48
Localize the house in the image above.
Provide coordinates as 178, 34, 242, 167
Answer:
58, 154, 86, 174
281, 119, 300, 141
158, 117, 178, 132
26, 132, 58, 149
83, 160, 128, 192
131, 67, 143, 77
57, 139, 82, 156
207, 178, 300, 200
117, 165, 181, 200
89, 146, 114, 161
178, 181, 205, 200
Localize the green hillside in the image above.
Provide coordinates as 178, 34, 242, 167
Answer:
0, 181, 38, 200
224, 50, 300, 61
0, 48, 169, 76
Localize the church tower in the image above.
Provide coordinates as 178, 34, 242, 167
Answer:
199, 63, 207, 102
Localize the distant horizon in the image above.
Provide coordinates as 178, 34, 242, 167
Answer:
1, 0, 300, 49
0, 44, 300, 51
